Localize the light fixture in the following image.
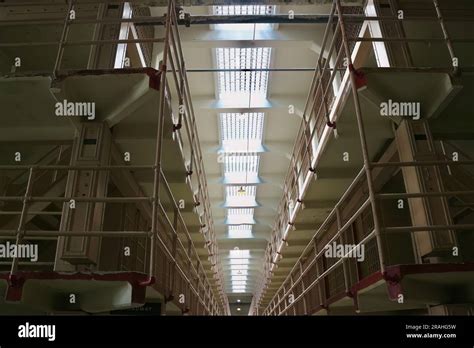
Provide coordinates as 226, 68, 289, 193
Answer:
237, 307, 241, 311
237, 299, 241, 303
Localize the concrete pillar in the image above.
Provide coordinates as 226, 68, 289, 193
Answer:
395, 120, 457, 261
55, 122, 112, 269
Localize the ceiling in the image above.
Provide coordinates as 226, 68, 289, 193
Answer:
151, 3, 333, 313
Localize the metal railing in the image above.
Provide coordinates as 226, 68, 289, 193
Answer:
253, 0, 474, 314
261, 151, 474, 316
0, 0, 229, 314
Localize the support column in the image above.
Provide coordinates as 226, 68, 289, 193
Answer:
395, 120, 457, 261
55, 122, 112, 269
88, 4, 126, 69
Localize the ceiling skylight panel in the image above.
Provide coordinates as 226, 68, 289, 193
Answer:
212, 5, 275, 32
231, 269, 248, 276
216, 47, 272, 100
227, 208, 254, 225
229, 249, 250, 258
224, 154, 259, 175
225, 185, 257, 207
220, 113, 265, 153
213, 5, 274, 15
230, 258, 250, 265
232, 281, 247, 286
226, 185, 256, 198
232, 276, 248, 281
228, 225, 253, 239
230, 264, 249, 271
228, 208, 254, 216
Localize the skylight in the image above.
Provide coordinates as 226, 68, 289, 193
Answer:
232, 276, 248, 281
230, 264, 249, 271
224, 154, 260, 184
227, 208, 255, 225
225, 185, 257, 207
216, 47, 272, 102
230, 259, 250, 265
232, 281, 247, 286
228, 225, 253, 239
213, 4, 275, 296
220, 113, 265, 153
229, 249, 250, 258
232, 286, 246, 292
231, 269, 248, 276
212, 5, 275, 32
232, 284, 247, 288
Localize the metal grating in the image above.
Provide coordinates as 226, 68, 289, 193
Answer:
224, 154, 260, 176
216, 47, 272, 99
220, 112, 265, 152
228, 225, 253, 239
213, 5, 274, 16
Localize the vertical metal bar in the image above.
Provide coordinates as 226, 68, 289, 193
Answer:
336, 206, 349, 292
53, 0, 74, 77
10, 167, 35, 276
432, 0, 458, 75
149, 0, 173, 282
335, 0, 386, 274
87, 3, 106, 69
170, 207, 178, 296
388, 0, 413, 67
51, 145, 62, 184
440, 141, 452, 176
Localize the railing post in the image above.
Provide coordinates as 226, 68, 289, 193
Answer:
53, 0, 74, 78
432, 0, 459, 75
335, 0, 386, 274
149, 0, 173, 283
10, 167, 35, 277
336, 206, 350, 292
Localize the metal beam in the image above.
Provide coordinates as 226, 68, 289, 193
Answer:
181, 68, 317, 72
0, 0, 361, 7
138, 14, 336, 26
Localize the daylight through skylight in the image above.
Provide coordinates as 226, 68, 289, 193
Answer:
228, 225, 253, 239
216, 47, 272, 101
214, 5, 275, 294
220, 113, 265, 153
212, 5, 275, 31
